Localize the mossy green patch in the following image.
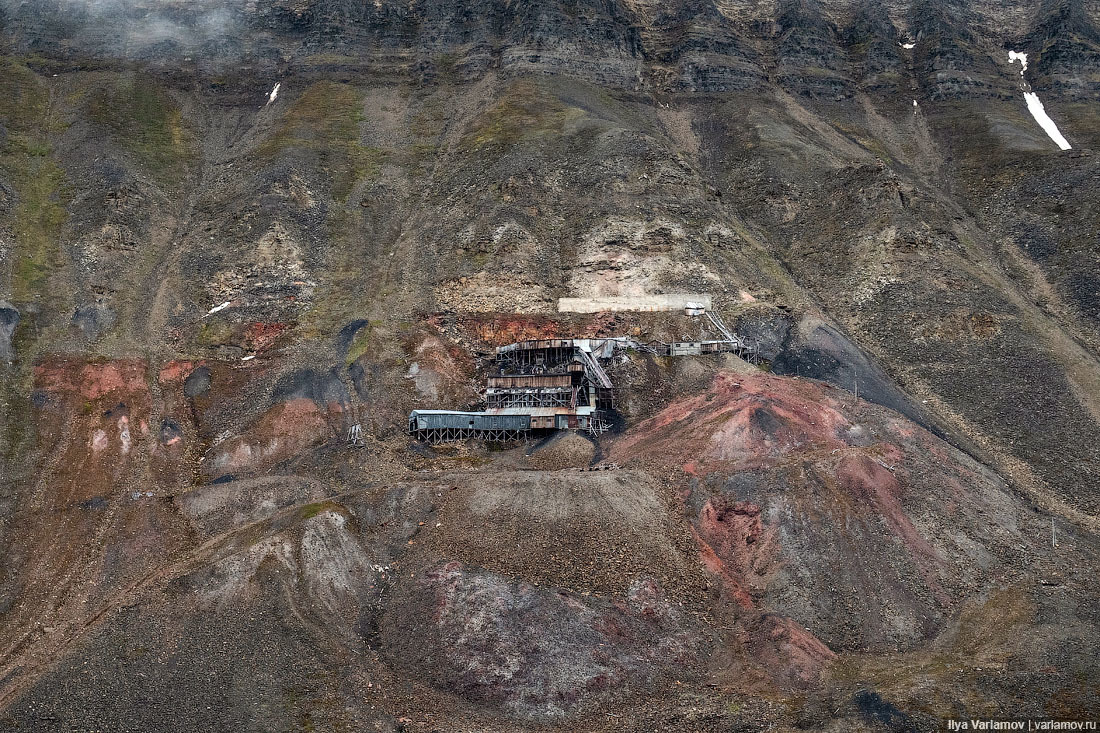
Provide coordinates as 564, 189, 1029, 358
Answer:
196, 320, 236, 347
345, 322, 374, 366
299, 500, 341, 520
0, 58, 71, 304
86, 74, 195, 187
462, 80, 582, 150
432, 53, 461, 84
408, 142, 438, 162
10, 156, 68, 301
0, 58, 51, 131
257, 82, 382, 200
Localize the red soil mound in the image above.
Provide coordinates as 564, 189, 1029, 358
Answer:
611, 370, 1047, 655
613, 371, 851, 470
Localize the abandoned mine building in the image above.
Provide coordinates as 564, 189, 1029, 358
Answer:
408, 304, 757, 445
408, 338, 617, 444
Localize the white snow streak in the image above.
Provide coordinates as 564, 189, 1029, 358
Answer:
1008, 51, 1028, 74
912, 100, 918, 107
900, 42, 915, 49
1007, 50, 1071, 150
1023, 92, 1072, 150
207, 301, 231, 315
266, 82, 281, 105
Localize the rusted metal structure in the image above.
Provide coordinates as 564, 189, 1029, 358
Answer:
409, 338, 618, 444
485, 373, 575, 409
409, 314, 756, 444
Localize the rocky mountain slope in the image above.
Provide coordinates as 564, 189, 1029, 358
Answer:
1, 0, 1099, 730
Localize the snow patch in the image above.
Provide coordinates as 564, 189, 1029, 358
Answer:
207, 301, 231, 315
900, 42, 915, 49
1006, 49, 1070, 150
266, 82, 281, 105
913, 100, 918, 107
1023, 92, 1072, 150
1008, 51, 1028, 74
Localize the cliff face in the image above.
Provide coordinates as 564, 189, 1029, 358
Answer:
1, 1, 1099, 730
4, 0, 1100, 96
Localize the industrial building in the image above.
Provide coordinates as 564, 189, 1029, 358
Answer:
409, 337, 614, 444
409, 306, 756, 445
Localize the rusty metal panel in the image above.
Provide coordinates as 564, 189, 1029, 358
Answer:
487, 374, 573, 389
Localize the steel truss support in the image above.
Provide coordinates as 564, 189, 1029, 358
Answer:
415, 427, 528, 445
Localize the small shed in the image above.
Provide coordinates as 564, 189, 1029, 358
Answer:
670, 342, 704, 356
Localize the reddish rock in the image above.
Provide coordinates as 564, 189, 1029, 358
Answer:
35, 358, 148, 402
244, 322, 291, 352
737, 613, 837, 688
32, 359, 152, 506
158, 359, 204, 385
450, 312, 625, 348
451, 314, 566, 346
205, 398, 333, 477
612, 372, 851, 469
403, 332, 477, 404
612, 370, 1051, 653
692, 497, 779, 609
